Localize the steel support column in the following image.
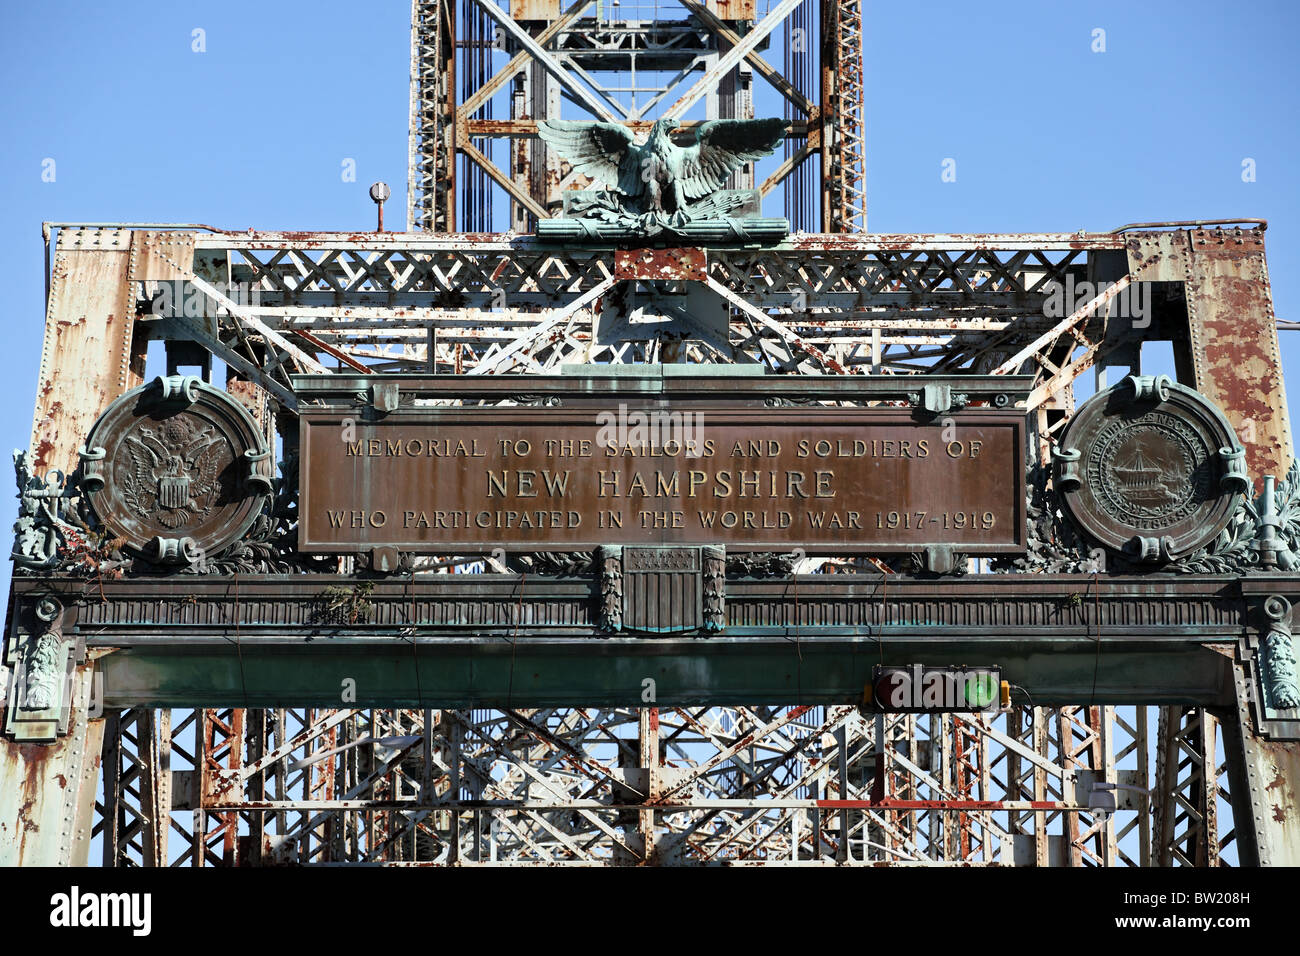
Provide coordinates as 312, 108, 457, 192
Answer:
1127, 227, 1293, 485
2, 227, 145, 865
1220, 657, 1300, 866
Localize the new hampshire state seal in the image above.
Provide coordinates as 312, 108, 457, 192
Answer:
1053, 375, 1249, 564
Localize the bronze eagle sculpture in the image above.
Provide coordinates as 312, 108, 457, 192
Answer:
538, 117, 788, 217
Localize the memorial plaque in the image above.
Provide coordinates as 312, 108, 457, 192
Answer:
299, 405, 1025, 554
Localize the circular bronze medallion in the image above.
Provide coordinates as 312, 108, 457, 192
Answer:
79, 376, 273, 563
1054, 375, 1249, 563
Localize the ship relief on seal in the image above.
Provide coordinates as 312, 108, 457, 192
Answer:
1054, 375, 1246, 565
1089, 412, 1210, 531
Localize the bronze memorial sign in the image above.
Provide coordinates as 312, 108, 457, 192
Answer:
298, 394, 1026, 555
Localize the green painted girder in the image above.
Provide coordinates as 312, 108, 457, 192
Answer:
8, 571, 1276, 708
93, 633, 1233, 709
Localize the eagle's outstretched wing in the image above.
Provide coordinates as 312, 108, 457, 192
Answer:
676, 118, 789, 202
191, 436, 225, 503
538, 120, 641, 194
123, 433, 161, 516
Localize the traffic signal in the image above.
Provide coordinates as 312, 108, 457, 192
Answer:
866, 665, 1008, 713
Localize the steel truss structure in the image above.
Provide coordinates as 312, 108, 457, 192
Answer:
4, 1, 1297, 868
407, 0, 863, 233
95, 704, 1227, 866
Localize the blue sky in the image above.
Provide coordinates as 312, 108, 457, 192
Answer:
0, 0, 1288, 867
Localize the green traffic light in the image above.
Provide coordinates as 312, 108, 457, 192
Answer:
965, 674, 997, 707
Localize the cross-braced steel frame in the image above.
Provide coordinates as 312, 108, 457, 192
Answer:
407, 0, 863, 233
4, 0, 1296, 868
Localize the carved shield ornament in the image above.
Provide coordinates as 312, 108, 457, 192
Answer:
1053, 375, 1250, 564
79, 376, 273, 563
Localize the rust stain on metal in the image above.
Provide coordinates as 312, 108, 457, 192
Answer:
614, 248, 706, 282
32, 439, 56, 474
32, 237, 140, 476
786, 233, 1124, 252
294, 328, 372, 374
1183, 230, 1292, 484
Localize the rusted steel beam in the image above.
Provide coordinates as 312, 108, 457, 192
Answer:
992, 277, 1133, 376
1190, 232, 1286, 479
613, 247, 707, 282
468, 0, 617, 123
680, 0, 813, 114
137, 708, 169, 867
1022, 341, 1098, 412
759, 140, 815, 198
821, 0, 866, 232
191, 275, 329, 374
706, 274, 847, 373
458, 137, 552, 221
665, 0, 803, 119
408, 0, 457, 230
1219, 663, 1300, 865
3, 227, 149, 865
1127, 227, 1292, 485
0, 671, 104, 866
188, 795, 1097, 810
293, 328, 372, 374
466, 118, 812, 138
466, 274, 616, 373
193, 230, 1127, 251
460, 0, 593, 120
28, 228, 144, 473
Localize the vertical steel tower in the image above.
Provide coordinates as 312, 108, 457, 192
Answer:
2, 1, 1296, 867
